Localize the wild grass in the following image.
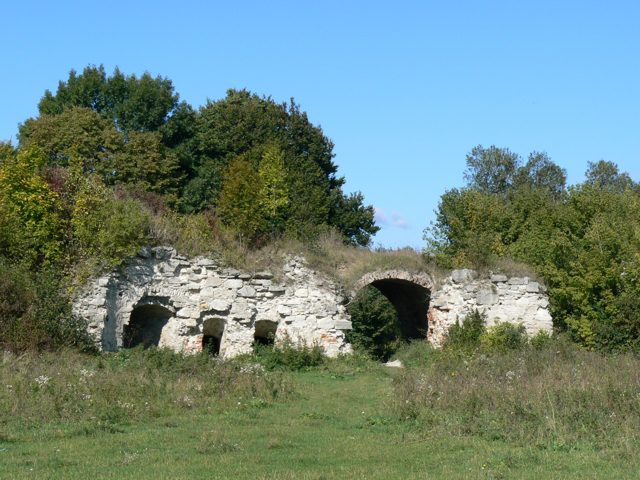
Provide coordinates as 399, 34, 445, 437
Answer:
0, 348, 294, 441
390, 335, 640, 449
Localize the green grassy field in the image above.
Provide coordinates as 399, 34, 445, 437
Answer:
2, 353, 640, 480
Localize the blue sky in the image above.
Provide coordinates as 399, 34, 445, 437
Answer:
2, 1, 639, 248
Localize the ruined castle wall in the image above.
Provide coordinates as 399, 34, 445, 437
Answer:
428, 269, 553, 346
73, 250, 554, 357
72, 247, 353, 357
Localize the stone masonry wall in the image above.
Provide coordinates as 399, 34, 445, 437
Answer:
73, 250, 554, 357
428, 269, 553, 346
73, 247, 353, 357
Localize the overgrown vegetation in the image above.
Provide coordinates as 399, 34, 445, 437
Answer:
425, 144, 640, 350
391, 333, 640, 449
0, 348, 293, 435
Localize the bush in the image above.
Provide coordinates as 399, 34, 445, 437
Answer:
346, 285, 402, 361
481, 321, 528, 354
0, 261, 92, 353
442, 310, 487, 354
251, 336, 325, 371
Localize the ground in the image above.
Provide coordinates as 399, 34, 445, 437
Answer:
1, 368, 638, 479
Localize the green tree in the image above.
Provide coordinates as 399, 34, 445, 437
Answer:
20, 107, 181, 200
346, 286, 402, 360
585, 160, 637, 192
258, 145, 289, 233
464, 145, 521, 195
217, 157, 265, 244
22, 65, 197, 184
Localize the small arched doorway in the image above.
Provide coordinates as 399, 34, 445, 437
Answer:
202, 317, 225, 355
254, 320, 278, 346
123, 304, 173, 348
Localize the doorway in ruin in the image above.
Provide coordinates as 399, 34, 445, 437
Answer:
123, 304, 173, 348
347, 278, 431, 360
254, 320, 278, 346
202, 317, 225, 355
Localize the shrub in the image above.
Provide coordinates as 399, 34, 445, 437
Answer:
442, 309, 487, 354
481, 321, 528, 354
346, 285, 402, 361
0, 261, 92, 353
251, 336, 325, 371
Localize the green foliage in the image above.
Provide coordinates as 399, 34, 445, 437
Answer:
0, 261, 91, 353
426, 144, 640, 350
481, 321, 528, 354
73, 195, 151, 267
392, 339, 440, 368
251, 336, 325, 371
442, 310, 487, 354
0, 147, 65, 265
346, 286, 402, 361
217, 157, 265, 244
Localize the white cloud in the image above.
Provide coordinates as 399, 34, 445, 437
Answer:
374, 208, 410, 229
374, 207, 389, 224
391, 211, 411, 229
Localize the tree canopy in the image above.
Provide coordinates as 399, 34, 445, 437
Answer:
425, 145, 640, 351
16, 66, 378, 247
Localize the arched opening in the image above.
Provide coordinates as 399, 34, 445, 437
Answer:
369, 279, 431, 341
347, 279, 431, 360
202, 317, 225, 355
254, 320, 278, 346
124, 304, 173, 348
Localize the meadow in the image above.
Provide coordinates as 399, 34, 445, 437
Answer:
1, 336, 640, 479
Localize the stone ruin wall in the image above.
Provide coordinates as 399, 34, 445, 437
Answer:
428, 268, 553, 346
73, 247, 353, 358
73, 249, 553, 357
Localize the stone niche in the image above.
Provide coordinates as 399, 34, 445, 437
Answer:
73, 247, 554, 357
73, 247, 353, 358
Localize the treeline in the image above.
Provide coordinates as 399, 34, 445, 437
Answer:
0, 65, 379, 352
7, 65, 378, 258
425, 145, 640, 351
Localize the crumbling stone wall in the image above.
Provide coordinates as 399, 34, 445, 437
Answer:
73, 249, 553, 357
428, 269, 553, 345
73, 247, 353, 357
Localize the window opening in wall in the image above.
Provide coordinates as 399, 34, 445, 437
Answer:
202, 317, 225, 356
123, 304, 173, 348
254, 320, 278, 346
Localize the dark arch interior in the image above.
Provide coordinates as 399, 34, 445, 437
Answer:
368, 279, 431, 340
202, 317, 225, 355
254, 320, 277, 346
124, 304, 173, 348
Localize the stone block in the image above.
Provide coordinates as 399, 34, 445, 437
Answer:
269, 285, 286, 293
476, 289, 499, 305
277, 305, 291, 316
334, 319, 353, 330
200, 287, 215, 298
90, 297, 106, 307
491, 275, 508, 283
203, 277, 221, 288
176, 308, 192, 318
507, 277, 524, 285
295, 288, 308, 298
224, 279, 243, 289
210, 300, 231, 312
451, 269, 478, 284
254, 271, 274, 279
526, 282, 539, 293
197, 259, 216, 266
238, 286, 256, 298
